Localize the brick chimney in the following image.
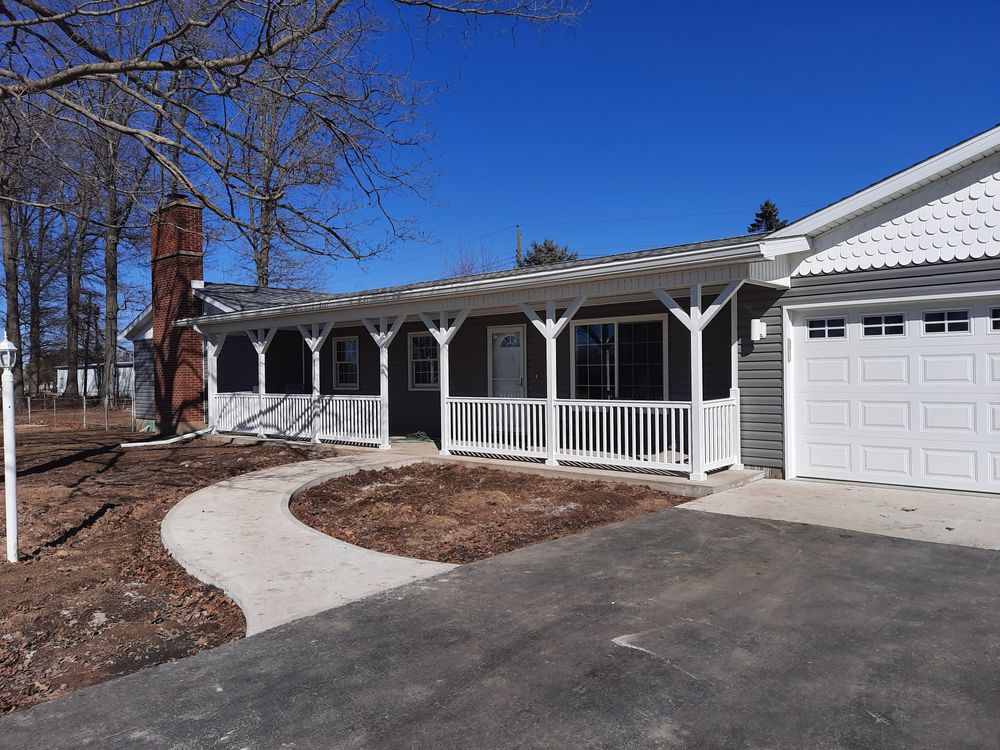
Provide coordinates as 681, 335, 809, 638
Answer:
151, 194, 205, 433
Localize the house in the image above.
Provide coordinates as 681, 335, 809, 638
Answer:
123, 125, 1000, 494
55, 361, 135, 398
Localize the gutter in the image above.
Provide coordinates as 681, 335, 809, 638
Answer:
177, 241, 767, 327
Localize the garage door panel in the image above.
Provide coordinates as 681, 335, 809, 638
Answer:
920, 402, 977, 433
794, 299, 999, 493
919, 354, 976, 384
804, 400, 851, 428
860, 356, 910, 385
804, 442, 852, 472
804, 357, 850, 383
860, 444, 911, 477
860, 401, 910, 430
920, 448, 979, 484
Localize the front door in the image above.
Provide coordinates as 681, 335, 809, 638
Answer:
489, 326, 526, 397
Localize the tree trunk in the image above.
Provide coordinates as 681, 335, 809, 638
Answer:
63, 228, 84, 398
103, 201, 120, 403
23, 206, 44, 395
0, 199, 24, 397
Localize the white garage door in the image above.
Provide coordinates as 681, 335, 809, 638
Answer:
793, 299, 1000, 493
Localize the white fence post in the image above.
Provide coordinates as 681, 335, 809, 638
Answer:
297, 323, 334, 443
247, 328, 276, 438
419, 309, 471, 456
363, 316, 405, 450
655, 280, 743, 480
519, 297, 586, 466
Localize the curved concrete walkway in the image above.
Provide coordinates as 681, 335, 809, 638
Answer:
162, 453, 456, 635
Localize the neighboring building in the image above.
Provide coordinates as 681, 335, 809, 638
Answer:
55, 362, 134, 398
124, 126, 1000, 493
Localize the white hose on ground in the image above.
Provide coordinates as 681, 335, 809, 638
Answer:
119, 427, 213, 449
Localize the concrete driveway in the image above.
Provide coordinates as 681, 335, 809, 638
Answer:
3, 508, 997, 749
684, 479, 1000, 550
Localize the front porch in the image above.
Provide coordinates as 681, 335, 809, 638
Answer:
195, 268, 787, 481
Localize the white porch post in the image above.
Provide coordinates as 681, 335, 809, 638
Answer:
419, 309, 471, 456
247, 328, 276, 438
655, 280, 743, 481
519, 297, 586, 466
204, 332, 226, 433
297, 323, 334, 443
688, 285, 706, 480
730, 292, 744, 470
363, 316, 405, 450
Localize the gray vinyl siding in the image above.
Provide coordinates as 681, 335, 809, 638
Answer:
736, 256, 1000, 472
132, 339, 156, 420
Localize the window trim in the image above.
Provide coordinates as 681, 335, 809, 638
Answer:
990, 306, 1000, 334
408, 331, 440, 391
331, 335, 360, 390
804, 316, 847, 341
569, 314, 669, 401
861, 312, 906, 338
486, 324, 527, 398
921, 308, 972, 337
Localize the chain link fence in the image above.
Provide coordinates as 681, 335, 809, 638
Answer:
13, 395, 135, 430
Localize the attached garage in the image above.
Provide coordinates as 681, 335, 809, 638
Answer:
790, 298, 1000, 492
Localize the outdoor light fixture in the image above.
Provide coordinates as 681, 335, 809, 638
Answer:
0, 337, 16, 370
0, 335, 18, 563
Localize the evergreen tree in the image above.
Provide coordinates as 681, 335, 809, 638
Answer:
517, 238, 578, 268
747, 200, 788, 233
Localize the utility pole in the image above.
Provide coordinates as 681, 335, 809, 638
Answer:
515, 225, 523, 267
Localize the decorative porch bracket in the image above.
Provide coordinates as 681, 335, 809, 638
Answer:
297, 322, 335, 443
362, 316, 405, 450
194, 326, 227, 433
518, 296, 587, 466
419, 309, 472, 456
246, 328, 277, 438
654, 280, 743, 480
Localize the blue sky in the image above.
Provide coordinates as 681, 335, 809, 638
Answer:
209, 0, 1000, 292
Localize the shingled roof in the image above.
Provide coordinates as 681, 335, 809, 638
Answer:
196, 233, 766, 313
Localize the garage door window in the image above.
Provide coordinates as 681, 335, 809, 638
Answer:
806, 317, 846, 339
923, 309, 969, 334
862, 313, 904, 337
991, 307, 999, 332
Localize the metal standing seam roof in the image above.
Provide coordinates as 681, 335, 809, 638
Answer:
195, 233, 769, 314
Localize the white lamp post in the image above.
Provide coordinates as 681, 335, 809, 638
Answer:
0, 336, 18, 563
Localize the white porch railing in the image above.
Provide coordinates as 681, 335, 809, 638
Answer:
554, 399, 691, 472
213, 393, 381, 445
701, 396, 740, 471
446, 397, 547, 458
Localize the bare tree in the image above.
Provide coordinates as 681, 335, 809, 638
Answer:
1, 1, 580, 263
444, 241, 499, 277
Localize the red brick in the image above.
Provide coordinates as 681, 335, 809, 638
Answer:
150, 197, 205, 432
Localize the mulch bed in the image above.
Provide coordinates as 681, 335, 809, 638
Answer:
291, 462, 686, 564
0, 427, 332, 713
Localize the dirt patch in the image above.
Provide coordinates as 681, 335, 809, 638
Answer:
291, 462, 686, 564
0, 427, 333, 713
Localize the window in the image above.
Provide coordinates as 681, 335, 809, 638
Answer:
923, 309, 969, 334
806, 317, 846, 339
409, 333, 439, 390
333, 337, 359, 389
991, 308, 1000, 332
573, 319, 664, 400
862, 313, 904, 337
